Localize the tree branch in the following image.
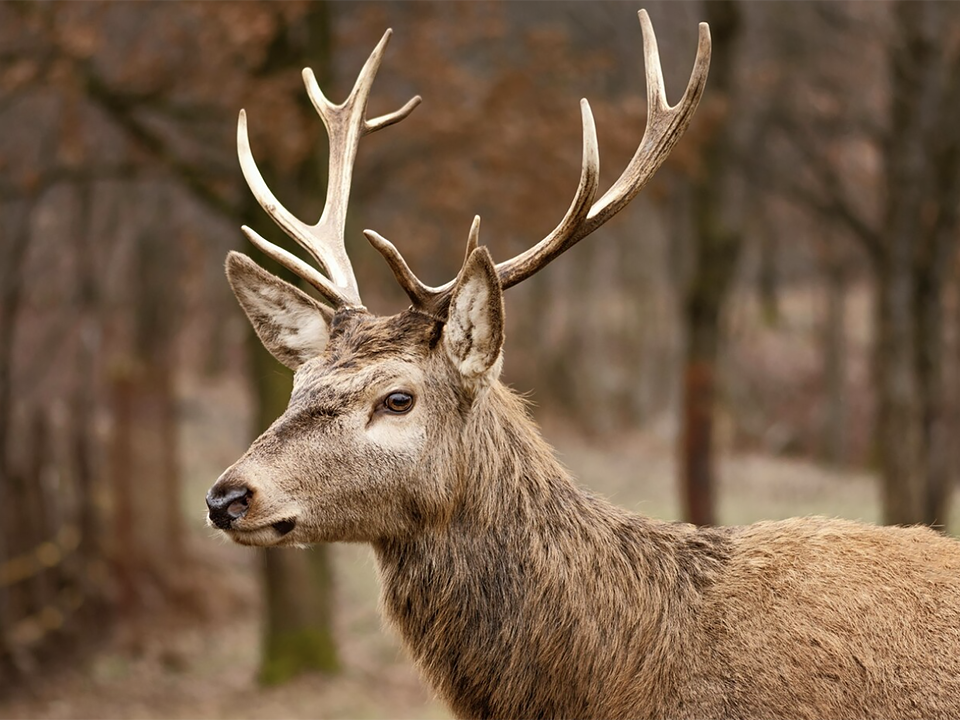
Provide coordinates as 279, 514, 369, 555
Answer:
80, 62, 240, 222
766, 112, 883, 262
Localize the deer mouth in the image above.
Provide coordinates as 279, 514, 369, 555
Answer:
225, 517, 298, 546
272, 518, 296, 536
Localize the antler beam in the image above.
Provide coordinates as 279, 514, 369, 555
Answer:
367, 10, 711, 318
497, 10, 711, 289
238, 29, 421, 309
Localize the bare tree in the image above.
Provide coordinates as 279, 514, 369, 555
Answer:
678, 0, 743, 526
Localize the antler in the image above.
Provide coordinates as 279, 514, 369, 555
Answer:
367, 10, 711, 318
238, 29, 421, 309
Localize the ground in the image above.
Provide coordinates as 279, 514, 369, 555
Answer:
1, 377, 948, 720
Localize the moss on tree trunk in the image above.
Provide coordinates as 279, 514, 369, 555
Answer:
259, 544, 340, 684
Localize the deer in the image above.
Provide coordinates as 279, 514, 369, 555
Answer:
206, 10, 960, 720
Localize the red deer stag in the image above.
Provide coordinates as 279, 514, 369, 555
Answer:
207, 10, 960, 720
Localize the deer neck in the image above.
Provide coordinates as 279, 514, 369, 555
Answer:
372, 381, 725, 719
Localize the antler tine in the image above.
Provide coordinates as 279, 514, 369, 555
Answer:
465, 215, 481, 259
241, 225, 354, 306
496, 99, 601, 289
364, 215, 484, 318
590, 11, 711, 220
493, 10, 712, 291
363, 228, 433, 308
238, 29, 420, 309
303, 29, 423, 137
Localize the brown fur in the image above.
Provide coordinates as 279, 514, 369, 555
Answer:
211, 253, 960, 719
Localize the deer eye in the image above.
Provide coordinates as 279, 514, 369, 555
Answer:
383, 391, 415, 414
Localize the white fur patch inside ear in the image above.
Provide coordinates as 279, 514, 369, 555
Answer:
226, 252, 332, 369
251, 285, 330, 364
447, 277, 492, 376
443, 248, 504, 379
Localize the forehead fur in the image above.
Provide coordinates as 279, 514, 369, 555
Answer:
325, 309, 443, 368
289, 309, 444, 398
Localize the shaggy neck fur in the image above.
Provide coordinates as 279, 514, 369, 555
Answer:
374, 382, 732, 720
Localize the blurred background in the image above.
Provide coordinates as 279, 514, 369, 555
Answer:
1, 1, 959, 717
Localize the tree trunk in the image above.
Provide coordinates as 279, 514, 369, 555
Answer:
133, 205, 185, 566
915, 262, 950, 527
876, 0, 956, 526
0, 198, 34, 502
682, 336, 719, 526
679, 0, 742, 526
757, 215, 780, 328
260, 544, 339, 684
73, 181, 103, 580
109, 365, 139, 616
821, 255, 848, 466
105, 196, 185, 614
0, 201, 33, 661
875, 261, 922, 525
157, 361, 183, 561
916, 8, 960, 528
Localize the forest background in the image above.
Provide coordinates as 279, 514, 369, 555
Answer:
1, 2, 959, 717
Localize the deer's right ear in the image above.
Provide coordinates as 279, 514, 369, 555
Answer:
225, 251, 333, 370
442, 246, 505, 380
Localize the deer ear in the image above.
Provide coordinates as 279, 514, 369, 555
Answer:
225, 251, 333, 370
442, 246, 505, 380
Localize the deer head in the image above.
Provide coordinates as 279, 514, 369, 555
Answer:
206, 12, 711, 547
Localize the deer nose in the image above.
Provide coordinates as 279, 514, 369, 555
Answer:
206, 485, 252, 530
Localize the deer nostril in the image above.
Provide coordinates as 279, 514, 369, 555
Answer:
226, 496, 249, 519
206, 485, 252, 530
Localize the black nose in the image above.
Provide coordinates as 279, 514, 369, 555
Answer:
206, 485, 252, 530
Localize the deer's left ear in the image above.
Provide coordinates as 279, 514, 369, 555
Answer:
442, 246, 504, 380
226, 251, 333, 370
